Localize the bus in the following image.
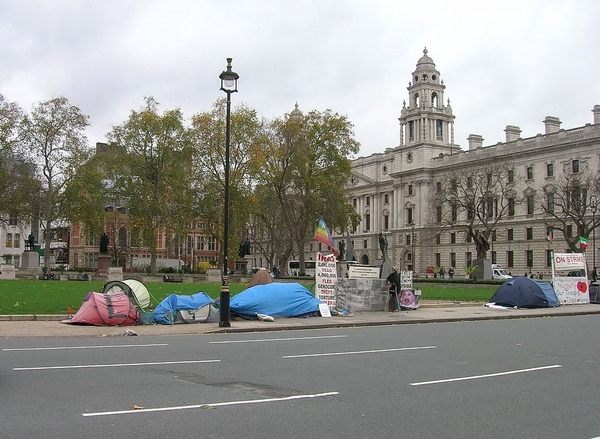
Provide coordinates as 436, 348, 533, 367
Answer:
287, 260, 316, 277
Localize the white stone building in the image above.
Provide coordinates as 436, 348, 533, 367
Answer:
340, 48, 600, 277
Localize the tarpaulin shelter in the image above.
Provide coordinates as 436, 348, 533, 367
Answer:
63, 291, 139, 326
247, 269, 274, 288
230, 282, 323, 319
101, 279, 152, 310
486, 277, 560, 308
152, 292, 219, 325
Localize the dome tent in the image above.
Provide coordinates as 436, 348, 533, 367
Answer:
486, 277, 560, 309
101, 279, 152, 310
63, 291, 139, 326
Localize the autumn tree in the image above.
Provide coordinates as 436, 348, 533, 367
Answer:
0, 93, 39, 227
19, 97, 91, 268
540, 169, 600, 253
107, 97, 196, 274
432, 162, 522, 259
250, 107, 360, 273
189, 98, 262, 270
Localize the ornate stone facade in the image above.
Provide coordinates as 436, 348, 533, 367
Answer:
340, 48, 600, 277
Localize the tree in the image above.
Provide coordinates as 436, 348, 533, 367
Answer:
19, 97, 91, 268
0, 93, 39, 227
432, 162, 522, 260
540, 169, 600, 253
189, 99, 262, 270
250, 107, 360, 273
107, 97, 196, 275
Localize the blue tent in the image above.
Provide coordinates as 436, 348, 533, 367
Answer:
487, 277, 560, 308
153, 292, 219, 324
230, 283, 323, 319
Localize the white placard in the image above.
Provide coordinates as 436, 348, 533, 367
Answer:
315, 252, 337, 306
318, 303, 332, 317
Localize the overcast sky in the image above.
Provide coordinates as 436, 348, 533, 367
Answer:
2, 0, 599, 158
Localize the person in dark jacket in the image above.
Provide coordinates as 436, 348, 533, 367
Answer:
386, 266, 400, 312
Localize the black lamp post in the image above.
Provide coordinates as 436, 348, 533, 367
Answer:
592, 200, 597, 276
410, 221, 415, 271
218, 58, 239, 328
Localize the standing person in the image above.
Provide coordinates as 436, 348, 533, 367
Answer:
386, 266, 400, 312
448, 267, 455, 278
439, 267, 445, 279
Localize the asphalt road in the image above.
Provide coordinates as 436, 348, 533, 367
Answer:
2, 315, 600, 439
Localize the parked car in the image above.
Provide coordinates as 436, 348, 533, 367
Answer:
492, 264, 513, 280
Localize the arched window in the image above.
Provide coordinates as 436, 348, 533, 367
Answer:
118, 227, 127, 248
431, 92, 439, 108
413, 93, 420, 108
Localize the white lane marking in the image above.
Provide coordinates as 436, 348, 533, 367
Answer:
210, 335, 347, 344
3, 343, 168, 352
82, 391, 340, 417
282, 345, 436, 358
410, 364, 562, 386
14, 359, 220, 371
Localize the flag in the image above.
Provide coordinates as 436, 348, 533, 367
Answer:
546, 232, 553, 243
580, 236, 589, 249
315, 216, 338, 256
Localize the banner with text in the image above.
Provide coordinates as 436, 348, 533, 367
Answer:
552, 252, 589, 304
316, 252, 337, 306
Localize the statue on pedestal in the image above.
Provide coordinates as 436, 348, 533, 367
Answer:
100, 233, 109, 253
25, 234, 35, 251
379, 232, 389, 261
474, 229, 490, 260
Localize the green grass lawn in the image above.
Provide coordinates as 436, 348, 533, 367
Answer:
0, 279, 495, 315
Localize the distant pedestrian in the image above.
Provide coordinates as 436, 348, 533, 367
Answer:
448, 267, 455, 278
439, 267, 445, 279
386, 266, 400, 312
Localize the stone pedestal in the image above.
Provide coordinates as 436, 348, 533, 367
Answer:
206, 268, 222, 283
21, 251, 40, 270
107, 266, 123, 281
0, 264, 16, 280
473, 259, 492, 280
97, 254, 111, 276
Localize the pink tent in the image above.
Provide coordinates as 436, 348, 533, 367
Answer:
63, 291, 139, 326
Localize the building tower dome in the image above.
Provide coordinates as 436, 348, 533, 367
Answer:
289, 102, 304, 122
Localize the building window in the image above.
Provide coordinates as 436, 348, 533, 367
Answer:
526, 228, 533, 240
567, 225, 573, 237
208, 236, 216, 251
507, 229, 513, 241
451, 233, 456, 244
408, 184, 414, 196
383, 214, 389, 231
491, 230, 497, 242
436, 181, 442, 193
353, 198, 357, 208
546, 163, 554, 177
436, 206, 442, 223
407, 208, 413, 225
546, 250, 553, 267
466, 252, 472, 267
366, 196, 370, 206
467, 177, 473, 188
491, 251, 497, 264
526, 166, 534, 180
572, 159, 580, 173
526, 250, 534, 269
508, 169, 514, 183
364, 214, 371, 231
451, 204, 458, 221
409, 121, 415, 140
450, 252, 456, 267
363, 239, 368, 249
406, 234, 411, 245
527, 196, 535, 215
435, 253, 441, 267
384, 193, 389, 204
436, 120, 443, 139
547, 193, 555, 212
435, 234, 441, 245
508, 198, 515, 216
6, 232, 12, 248
507, 251, 514, 268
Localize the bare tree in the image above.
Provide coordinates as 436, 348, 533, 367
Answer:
432, 162, 523, 259
540, 169, 600, 253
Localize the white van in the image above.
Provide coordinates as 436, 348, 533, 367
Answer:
492, 264, 512, 280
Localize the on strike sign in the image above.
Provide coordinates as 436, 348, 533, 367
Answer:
315, 252, 337, 307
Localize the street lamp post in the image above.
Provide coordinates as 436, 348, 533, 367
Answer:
218, 58, 239, 328
410, 222, 415, 272
592, 201, 597, 276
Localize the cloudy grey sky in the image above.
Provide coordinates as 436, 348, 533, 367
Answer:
2, 0, 599, 157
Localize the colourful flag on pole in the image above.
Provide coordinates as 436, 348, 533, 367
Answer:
546, 232, 553, 243
315, 216, 338, 256
580, 236, 589, 249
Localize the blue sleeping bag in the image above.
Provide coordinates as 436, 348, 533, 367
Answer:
230, 283, 323, 318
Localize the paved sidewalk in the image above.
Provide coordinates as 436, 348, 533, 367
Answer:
1, 301, 599, 338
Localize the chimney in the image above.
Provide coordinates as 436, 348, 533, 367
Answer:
543, 116, 561, 134
467, 134, 483, 150
504, 125, 521, 142
593, 105, 600, 124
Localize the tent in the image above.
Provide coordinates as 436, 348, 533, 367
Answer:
230, 282, 323, 319
247, 269, 274, 288
101, 279, 152, 310
152, 292, 220, 325
63, 291, 139, 326
486, 277, 560, 308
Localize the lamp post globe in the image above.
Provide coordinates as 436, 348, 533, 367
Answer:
218, 58, 239, 328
